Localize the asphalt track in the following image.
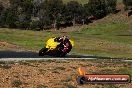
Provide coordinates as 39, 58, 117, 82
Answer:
0, 50, 96, 58
0, 51, 131, 61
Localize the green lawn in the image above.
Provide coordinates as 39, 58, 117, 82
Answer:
0, 21, 132, 59
70, 22, 132, 58
0, 29, 54, 50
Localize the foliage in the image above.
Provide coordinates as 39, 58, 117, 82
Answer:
66, 1, 84, 25
0, 8, 18, 28
123, 0, 132, 10
0, 0, 118, 30
85, 0, 117, 19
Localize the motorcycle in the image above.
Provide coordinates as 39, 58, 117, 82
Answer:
39, 37, 74, 57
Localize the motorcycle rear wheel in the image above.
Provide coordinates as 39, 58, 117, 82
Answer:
55, 50, 66, 57
55, 45, 67, 57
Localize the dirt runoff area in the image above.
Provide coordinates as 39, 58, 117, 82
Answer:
0, 60, 131, 88
0, 41, 23, 51
0, 41, 33, 52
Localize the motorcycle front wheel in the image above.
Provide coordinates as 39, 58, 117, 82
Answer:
39, 47, 48, 56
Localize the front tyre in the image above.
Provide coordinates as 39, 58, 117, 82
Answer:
39, 48, 48, 56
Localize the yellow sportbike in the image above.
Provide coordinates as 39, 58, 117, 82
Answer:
39, 37, 74, 57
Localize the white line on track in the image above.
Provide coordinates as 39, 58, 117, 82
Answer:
0, 58, 96, 61
0, 58, 132, 62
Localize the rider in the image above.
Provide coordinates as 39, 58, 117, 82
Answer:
56, 36, 70, 52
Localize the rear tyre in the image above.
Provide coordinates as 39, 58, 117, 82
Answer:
55, 50, 63, 57
59, 52, 67, 57
39, 47, 48, 56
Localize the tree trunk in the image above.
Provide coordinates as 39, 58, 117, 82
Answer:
72, 16, 75, 27
82, 19, 85, 25
53, 20, 57, 31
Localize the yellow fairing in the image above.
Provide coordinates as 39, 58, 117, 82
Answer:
69, 40, 74, 47
46, 37, 74, 50
46, 38, 60, 50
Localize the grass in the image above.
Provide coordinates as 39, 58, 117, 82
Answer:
63, 83, 76, 88
0, 60, 131, 88
70, 22, 132, 58
39, 69, 47, 75
62, 75, 72, 82
0, 61, 13, 69
63, 0, 122, 4
63, 0, 88, 4
0, 64, 12, 69
0, 22, 132, 59
0, 28, 54, 50
54, 67, 66, 70
0, 8, 132, 59
37, 84, 47, 88
11, 80, 22, 87
93, 60, 132, 79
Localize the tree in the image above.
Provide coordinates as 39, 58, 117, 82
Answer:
18, 0, 33, 29
83, 3, 93, 24
123, 0, 132, 10
0, 1, 16, 27
105, 0, 117, 13
87, 0, 107, 19
47, 0, 64, 29
9, 0, 33, 29
37, 9, 51, 30
0, 7, 18, 28
85, 0, 117, 19
0, 2, 4, 14
34, 0, 51, 30
66, 1, 83, 26
0, 2, 5, 26
33, 0, 45, 16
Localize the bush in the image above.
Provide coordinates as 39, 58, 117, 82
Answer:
0, 2, 4, 15
0, 0, 118, 29
66, 1, 83, 25
0, 8, 18, 28
16, 21, 30, 29
84, 0, 117, 19
105, 0, 117, 13
123, 0, 132, 10
30, 21, 39, 30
